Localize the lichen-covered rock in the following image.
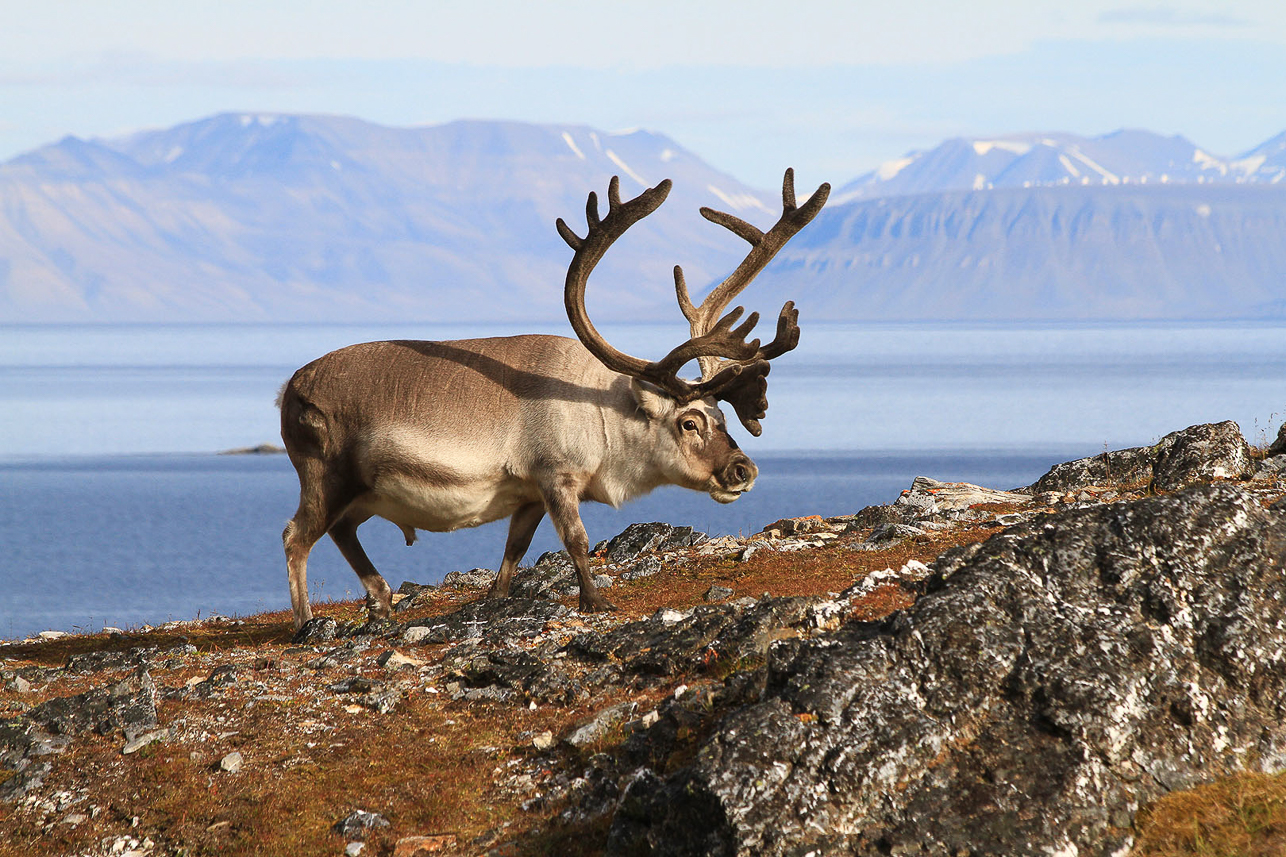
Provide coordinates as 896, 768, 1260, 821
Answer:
1151, 419, 1255, 490
608, 484, 1286, 856
292, 616, 338, 645
64, 644, 195, 674
1, 668, 158, 801
895, 476, 1032, 513
1266, 420, 1286, 458
1030, 421, 1255, 493
599, 523, 703, 564
1028, 445, 1156, 493
400, 597, 570, 645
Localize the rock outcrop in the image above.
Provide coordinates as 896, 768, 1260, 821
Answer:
1029, 420, 1256, 494
606, 484, 1286, 856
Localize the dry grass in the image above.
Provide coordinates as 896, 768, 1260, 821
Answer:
1135, 771, 1286, 857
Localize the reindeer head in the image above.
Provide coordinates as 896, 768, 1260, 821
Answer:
556, 169, 829, 501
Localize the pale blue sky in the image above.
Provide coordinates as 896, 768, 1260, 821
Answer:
2, 0, 1284, 188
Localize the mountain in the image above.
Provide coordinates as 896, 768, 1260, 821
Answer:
836, 129, 1285, 202
755, 182, 1286, 320
0, 114, 773, 322
1, 115, 1284, 324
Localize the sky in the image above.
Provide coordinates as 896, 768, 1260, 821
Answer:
2, 0, 1285, 189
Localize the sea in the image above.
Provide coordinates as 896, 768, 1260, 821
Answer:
2, 321, 1284, 640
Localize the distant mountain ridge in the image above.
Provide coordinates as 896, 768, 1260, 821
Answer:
0, 113, 771, 322
0, 115, 1283, 323
837, 129, 1286, 202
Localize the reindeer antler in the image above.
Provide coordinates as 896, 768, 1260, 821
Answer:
676, 169, 829, 433
558, 170, 829, 434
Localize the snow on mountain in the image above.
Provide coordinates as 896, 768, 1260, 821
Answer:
837, 129, 1285, 202
1232, 131, 1286, 184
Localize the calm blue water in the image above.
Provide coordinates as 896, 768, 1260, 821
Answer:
2, 321, 1284, 639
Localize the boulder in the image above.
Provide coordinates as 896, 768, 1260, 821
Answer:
1030, 421, 1255, 493
333, 810, 390, 840
1151, 420, 1256, 491
600, 523, 703, 563
400, 597, 569, 645
607, 485, 1286, 856
1267, 421, 1286, 458
895, 476, 1031, 513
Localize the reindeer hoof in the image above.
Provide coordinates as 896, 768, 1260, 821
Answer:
364, 594, 392, 620
579, 594, 617, 613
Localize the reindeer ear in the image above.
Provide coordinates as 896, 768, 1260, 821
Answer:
718, 360, 771, 436
630, 378, 674, 420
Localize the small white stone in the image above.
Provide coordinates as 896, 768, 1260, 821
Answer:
401, 626, 432, 644
532, 731, 555, 751
345, 843, 365, 856
122, 730, 168, 755
219, 751, 244, 773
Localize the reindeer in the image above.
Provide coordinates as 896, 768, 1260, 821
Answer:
279, 169, 829, 629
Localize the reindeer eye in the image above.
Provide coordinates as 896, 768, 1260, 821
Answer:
682, 419, 699, 432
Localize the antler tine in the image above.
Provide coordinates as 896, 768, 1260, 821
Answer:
685, 169, 829, 351
757, 300, 800, 360
556, 218, 582, 251
673, 265, 697, 323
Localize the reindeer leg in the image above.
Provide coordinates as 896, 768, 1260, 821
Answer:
489, 502, 545, 599
328, 512, 393, 621
539, 475, 615, 613
283, 460, 356, 630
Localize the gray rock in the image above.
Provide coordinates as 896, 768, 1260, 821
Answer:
121, 729, 168, 755
292, 616, 338, 645
564, 702, 637, 749
509, 552, 577, 600
401, 597, 569, 645
1029, 445, 1156, 494
620, 556, 663, 581
1266, 421, 1286, 458
219, 751, 243, 773
1253, 455, 1286, 480
65, 644, 195, 674
1030, 421, 1255, 493
357, 690, 403, 714
895, 476, 1032, 514
703, 585, 734, 603
863, 522, 927, 545
1151, 420, 1255, 490
848, 504, 921, 530
2, 668, 157, 801
26, 668, 157, 738
607, 484, 1286, 856
438, 568, 496, 590
602, 523, 702, 563
332, 809, 390, 840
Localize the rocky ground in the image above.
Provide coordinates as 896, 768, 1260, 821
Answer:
2, 420, 1284, 857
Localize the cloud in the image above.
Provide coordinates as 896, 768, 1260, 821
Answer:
1097, 6, 1251, 27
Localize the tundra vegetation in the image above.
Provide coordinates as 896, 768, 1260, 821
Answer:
1, 420, 1284, 856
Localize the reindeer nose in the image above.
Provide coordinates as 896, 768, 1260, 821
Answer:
723, 454, 758, 490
